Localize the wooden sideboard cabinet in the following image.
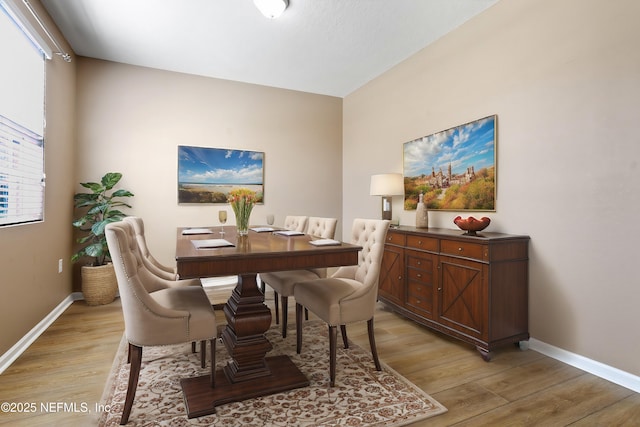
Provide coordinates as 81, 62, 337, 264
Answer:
378, 226, 530, 361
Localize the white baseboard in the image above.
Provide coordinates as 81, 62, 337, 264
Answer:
529, 338, 640, 393
0, 292, 84, 375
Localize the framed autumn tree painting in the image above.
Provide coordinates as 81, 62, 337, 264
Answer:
403, 115, 496, 211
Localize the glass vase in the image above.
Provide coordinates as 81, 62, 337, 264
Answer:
235, 208, 252, 236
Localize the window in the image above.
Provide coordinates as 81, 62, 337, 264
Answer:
0, 115, 44, 224
0, 1, 46, 226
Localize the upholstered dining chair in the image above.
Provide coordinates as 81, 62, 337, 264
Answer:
260, 217, 338, 337
283, 215, 308, 233
122, 216, 205, 357
124, 216, 179, 281
294, 218, 390, 386
259, 215, 308, 295
105, 221, 217, 425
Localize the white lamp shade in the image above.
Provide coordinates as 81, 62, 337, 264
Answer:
253, 0, 288, 19
370, 173, 404, 196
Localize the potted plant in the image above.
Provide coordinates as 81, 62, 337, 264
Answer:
72, 172, 134, 305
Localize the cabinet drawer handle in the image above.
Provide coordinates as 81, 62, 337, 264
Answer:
418, 240, 422, 245
458, 247, 463, 251
398, 276, 402, 280
416, 273, 422, 278
417, 260, 421, 265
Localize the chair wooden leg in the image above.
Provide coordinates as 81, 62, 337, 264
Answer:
296, 303, 303, 354
274, 291, 280, 324
121, 344, 142, 425
200, 340, 206, 368
281, 295, 289, 338
340, 325, 349, 349
305, 307, 309, 320
210, 338, 216, 388
329, 325, 337, 387
191, 341, 196, 353
367, 318, 381, 371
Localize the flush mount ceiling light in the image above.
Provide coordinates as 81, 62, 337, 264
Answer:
253, 0, 288, 19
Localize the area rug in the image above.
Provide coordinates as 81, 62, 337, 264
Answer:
98, 320, 446, 426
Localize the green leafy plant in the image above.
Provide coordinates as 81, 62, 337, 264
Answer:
71, 172, 134, 266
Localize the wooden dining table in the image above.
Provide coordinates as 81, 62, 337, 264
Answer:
175, 226, 362, 418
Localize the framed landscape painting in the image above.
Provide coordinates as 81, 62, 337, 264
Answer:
403, 115, 496, 211
178, 146, 264, 204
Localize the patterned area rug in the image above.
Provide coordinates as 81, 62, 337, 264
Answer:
99, 320, 446, 426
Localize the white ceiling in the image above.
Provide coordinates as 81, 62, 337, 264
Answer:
42, 0, 498, 98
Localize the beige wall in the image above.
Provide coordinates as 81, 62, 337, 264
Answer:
343, 0, 640, 376
74, 59, 343, 273
0, 1, 76, 355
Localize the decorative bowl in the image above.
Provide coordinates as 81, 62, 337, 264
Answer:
453, 216, 491, 236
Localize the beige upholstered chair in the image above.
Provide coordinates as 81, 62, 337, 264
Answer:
260, 217, 338, 337
259, 215, 308, 295
122, 216, 204, 357
283, 215, 308, 232
105, 221, 217, 425
122, 216, 201, 291
294, 218, 390, 386
124, 216, 178, 280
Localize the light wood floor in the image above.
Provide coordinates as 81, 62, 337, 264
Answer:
1, 286, 638, 426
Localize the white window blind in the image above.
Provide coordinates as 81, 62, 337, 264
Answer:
0, 115, 44, 225
0, 2, 45, 226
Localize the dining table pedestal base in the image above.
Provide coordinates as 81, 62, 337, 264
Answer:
220, 273, 274, 383
180, 355, 309, 418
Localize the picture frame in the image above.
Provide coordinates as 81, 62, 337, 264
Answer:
178, 145, 264, 204
403, 115, 496, 211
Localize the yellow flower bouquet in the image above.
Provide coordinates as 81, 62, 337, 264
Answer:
228, 188, 256, 236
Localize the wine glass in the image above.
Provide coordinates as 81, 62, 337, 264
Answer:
266, 214, 275, 226
218, 210, 228, 235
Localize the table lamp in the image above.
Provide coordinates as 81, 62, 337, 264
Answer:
370, 173, 404, 221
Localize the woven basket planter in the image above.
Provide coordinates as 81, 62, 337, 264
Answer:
81, 264, 117, 305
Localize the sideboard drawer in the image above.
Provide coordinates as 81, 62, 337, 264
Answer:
406, 254, 434, 271
406, 235, 438, 252
440, 240, 487, 261
407, 266, 432, 282
385, 231, 406, 246
407, 282, 433, 313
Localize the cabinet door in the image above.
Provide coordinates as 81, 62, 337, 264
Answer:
379, 244, 404, 304
438, 256, 488, 340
